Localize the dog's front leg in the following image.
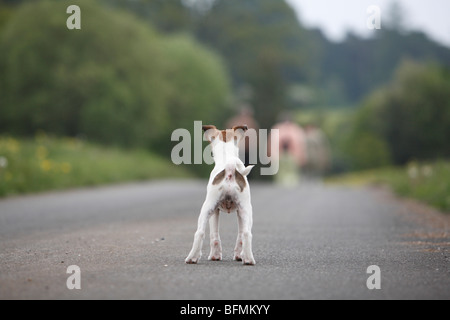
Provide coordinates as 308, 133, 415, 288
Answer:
208, 210, 222, 261
237, 205, 256, 265
185, 200, 215, 264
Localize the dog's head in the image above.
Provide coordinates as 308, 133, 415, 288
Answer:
202, 125, 248, 162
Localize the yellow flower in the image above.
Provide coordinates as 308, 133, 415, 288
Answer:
6, 138, 19, 153
61, 162, 72, 174
36, 146, 48, 160
66, 137, 81, 149
40, 159, 52, 172
4, 171, 12, 181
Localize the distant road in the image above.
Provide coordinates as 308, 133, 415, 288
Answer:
0, 180, 448, 299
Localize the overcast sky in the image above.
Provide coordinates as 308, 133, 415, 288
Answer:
285, 0, 450, 47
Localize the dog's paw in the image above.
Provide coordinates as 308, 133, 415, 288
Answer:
185, 257, 199, 264
241, 253, 256, 265
208, 255, 222, 261
208, 241, 222, 261
243, 258, 256, 266
243, 259, 256, 266
233, 255, 242, 262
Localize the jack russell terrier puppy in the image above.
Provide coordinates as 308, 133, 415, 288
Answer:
185, 125, 256, 265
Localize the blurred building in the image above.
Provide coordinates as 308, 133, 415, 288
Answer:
270, 120, 307, 187
303, 124, 331, 179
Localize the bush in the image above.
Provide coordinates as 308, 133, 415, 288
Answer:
347, 60, 450, 168
327, 161, 450, 212
383, 61, 450, 163
346, 132, 391, 170
0, 1, 231, 153
0, 0, 169, 147
161, 34, 231, 132
0, 134, 192, 197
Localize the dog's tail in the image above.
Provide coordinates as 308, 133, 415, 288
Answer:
240, 164, 254, 177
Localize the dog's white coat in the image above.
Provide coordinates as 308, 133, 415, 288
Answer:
185, 127, 256, 265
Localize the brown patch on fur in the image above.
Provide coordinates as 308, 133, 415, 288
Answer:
202, 124, 248, 143
202, 125, 217, 132
220, 130, 228, 142
218, 129, 235, 142
232, 125, 248, 132
212, 169, 226, 185
202, 125, 218, 143
235, 170, 247, 192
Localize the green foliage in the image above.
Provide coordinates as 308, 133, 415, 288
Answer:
248, 49, 287, 129
0, 134, 192, 197
327, 161, 450, 213
385, 61, 450, 162
344, 132, 392, 170
2, 0, 450, 186
196, 0, 316, 83
0, 4, 13, 32
161, 34, 231, 132
295, 107, 352, 174
348, 60, 450, 167
0, 0, 231, 152
92, 0, 450, 113
193, 0, 319, 127
318, 27, 450, 105
154, 33, 232, 170
108, 0, 193, 33
0, 0, 168, 146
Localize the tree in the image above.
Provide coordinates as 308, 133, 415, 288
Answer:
160, 34, 231, 134
106, 0, 193, 33
103, 0, 450, 110
193, 0, 319, 127
385, 0, 406, 32
348, 60, 450, 167
248, 49, 287, 130
0, 0, 231, 152
0, 0, 169, 147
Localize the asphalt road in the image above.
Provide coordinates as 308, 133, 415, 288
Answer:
0, 180, 448, 300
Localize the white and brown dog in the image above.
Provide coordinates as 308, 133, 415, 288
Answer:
185, 125, 256, 265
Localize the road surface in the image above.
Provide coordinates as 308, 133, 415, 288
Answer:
0, 180, 449, 299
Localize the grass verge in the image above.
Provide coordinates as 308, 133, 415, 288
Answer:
0, 134, 192, 197
327, 161, 450, 213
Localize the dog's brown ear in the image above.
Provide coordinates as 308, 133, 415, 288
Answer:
203, 125, 218, 142
232, 125, 248, 132
232, 124, 248, 144
202, 125, 217, 132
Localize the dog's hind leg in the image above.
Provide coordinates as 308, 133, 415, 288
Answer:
234, 215, 243, 262
237, 206, 256, 266
185, 199, 215, 264
208, 209, 222, 261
